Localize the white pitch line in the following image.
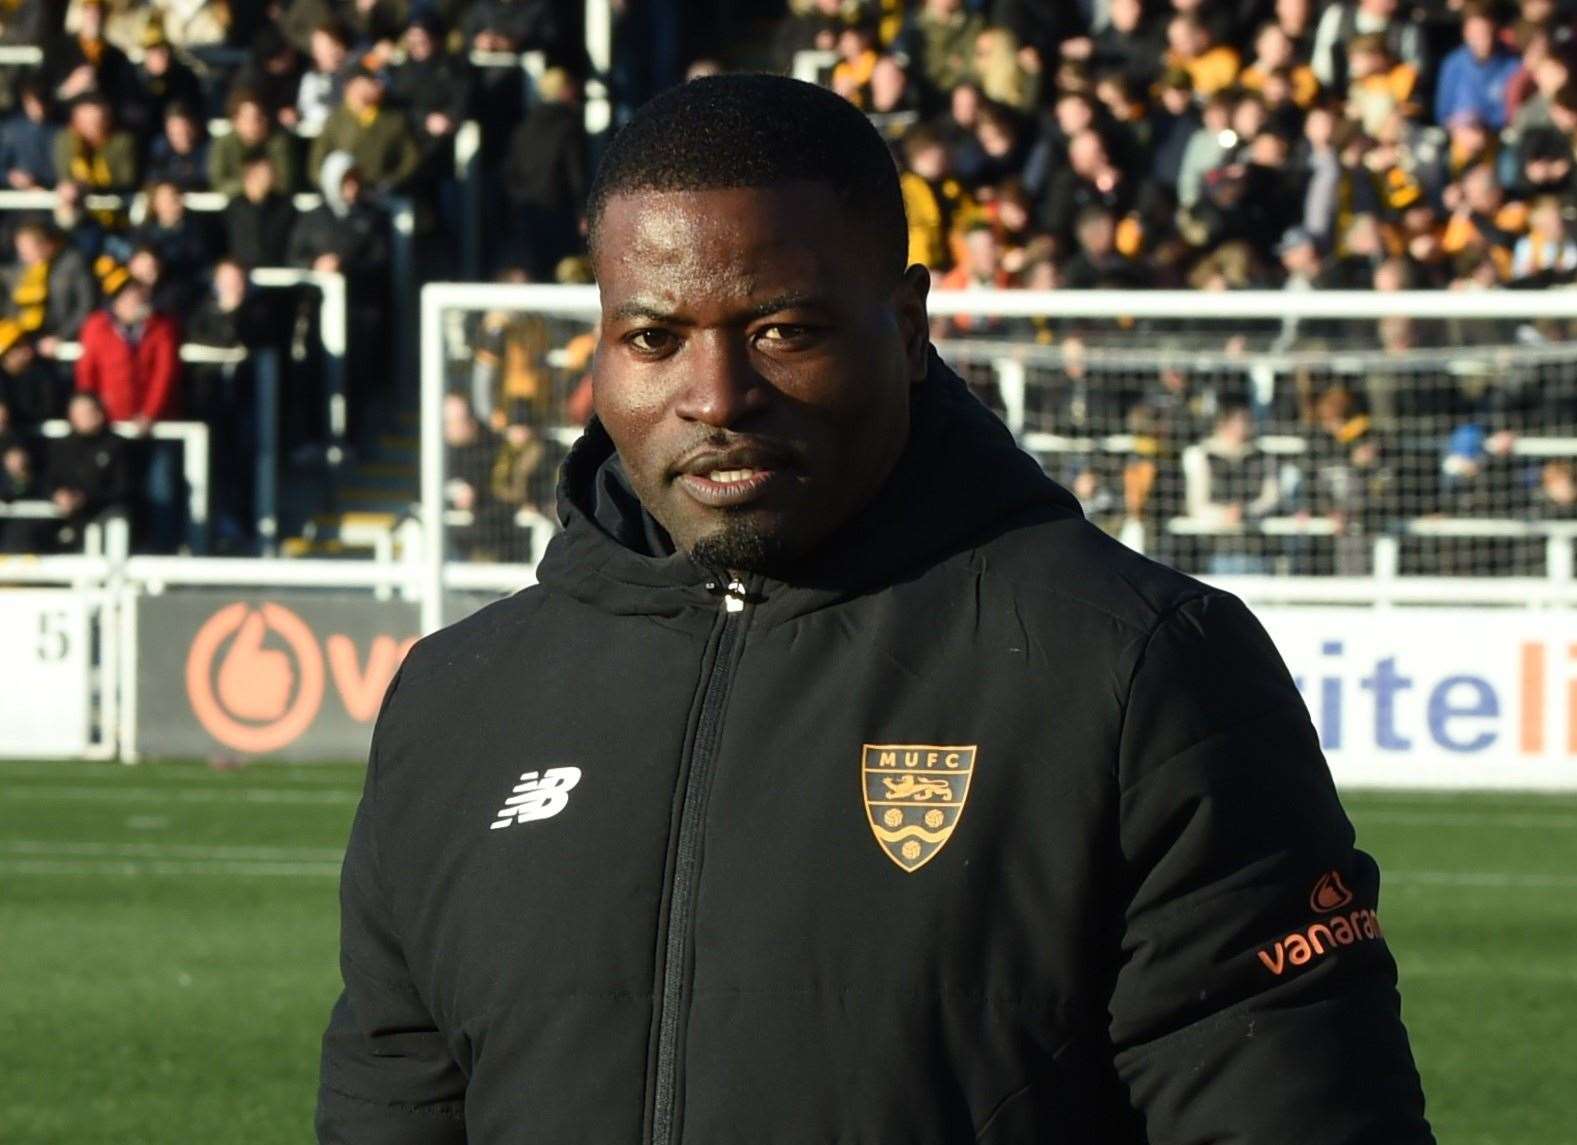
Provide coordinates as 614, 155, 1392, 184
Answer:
1, 841, 345, 862
0, 858, 342, 877
0, 786, 359, 805
1386, 871, 1577, 889
1355, 810, 1577, 829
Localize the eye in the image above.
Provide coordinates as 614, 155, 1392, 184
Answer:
625, 328, 677, 356
755, 324, 817, 349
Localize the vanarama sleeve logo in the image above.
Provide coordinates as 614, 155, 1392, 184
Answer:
1256, 868, 1384, 977
862, 744, 976, 872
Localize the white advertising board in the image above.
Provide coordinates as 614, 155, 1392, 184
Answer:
1256, 607, 1577, 790
0, 590, 93, 758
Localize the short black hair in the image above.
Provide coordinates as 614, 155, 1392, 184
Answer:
587, 74, 907, 282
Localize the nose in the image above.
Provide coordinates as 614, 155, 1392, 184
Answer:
673, 331, 766, 429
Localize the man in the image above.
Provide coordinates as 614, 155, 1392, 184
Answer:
318, 75, 1433, 1144
502, 67, 588, 280
1434, 3, 1519, 130
307, 64, 420, 197
222, 154, 296, 268
46, 390, 129, 552
74, 280, 180, 428
208, 89, 298, 197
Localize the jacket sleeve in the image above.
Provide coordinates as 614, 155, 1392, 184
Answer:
1110, 593, 1432, 1144
317, 671, 469, 1144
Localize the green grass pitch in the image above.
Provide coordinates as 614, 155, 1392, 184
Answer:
3, 760, 1575, 1143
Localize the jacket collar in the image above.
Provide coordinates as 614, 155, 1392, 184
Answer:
535, 349, 1083, 627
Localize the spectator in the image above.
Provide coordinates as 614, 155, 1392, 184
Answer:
1041, 127, 1131, 245
74, 278, 183, 550
1148, 67, 1201, 193
386, 15, 471, 191
461, 0, 566, 55
129, 15, 205, 135
46, 390, 130, 552
52, 93, 139, 197
0, 74, 57, 190
1241, 21, 1320, 109
131, 180, 215, 303
229, 22, 305, 126
1310, 0, 1426, 92
1062, 203, 1143, 288
972, 25, 1041, 113
308, 64, 421, 196
1164, 13, 1240, 98
2, 221, 97, 356
773, 0, 844, 73
208, 90, 299, 198
914, 0, 986, 101
144, 103, 209, 190
223, 155, 297, 269
295, 19, 351, 134
49, 0, 139, 109
1530, 459, 1577, 519
0, 395, 50, 552
1441, 161, 1526, 278
502, 68, 589, 282
1344, 33, 1420, 136
0, 330, 62, 426
1511, 194, 1577, 280
289, 153, 388, 285
1176, 91, 1235, 211
1435, 3, 1520, 131
186, 258, 265, 548
1084, 0, 1164, 87
899, 123, 972, 271
936, 223, 1011, 332
441, 391, 512, 559
74, 279, 180, 428
1182, 404, 1282, 572
830, 20, 881, 108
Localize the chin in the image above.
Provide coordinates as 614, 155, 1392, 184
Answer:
686, 515, 794, 574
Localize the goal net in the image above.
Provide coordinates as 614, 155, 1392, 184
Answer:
417, 284, 1577, 630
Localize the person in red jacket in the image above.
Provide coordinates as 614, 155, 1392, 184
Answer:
73, 279, 181, 430
74, 279, 185, 550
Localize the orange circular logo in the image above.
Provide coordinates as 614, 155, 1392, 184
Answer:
185, 602, 325, 753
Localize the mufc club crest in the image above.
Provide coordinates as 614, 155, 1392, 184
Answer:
861, 744, 977, 873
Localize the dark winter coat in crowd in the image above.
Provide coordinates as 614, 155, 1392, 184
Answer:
145, 135, 211, 190
461, 0, 565, 51
287, 199, 389, 287
308, 107, 421, 195
317, 355, 1432, 1144
224, 191, 297, 269
131, 216, 217, 295
0, 110, 56, 187
47, 422, 129, 522
207, 131, 299, 197
129, 59, 206, 135
387, 51, 471, 133
0, 346, 65, 425
503, 101, 588, 215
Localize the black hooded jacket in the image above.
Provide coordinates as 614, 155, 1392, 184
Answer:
318, 353, 1432, 1144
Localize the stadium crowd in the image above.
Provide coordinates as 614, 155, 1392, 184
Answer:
0, 0, 1573, 573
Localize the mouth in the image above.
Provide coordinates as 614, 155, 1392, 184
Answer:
671, 447, 794, 509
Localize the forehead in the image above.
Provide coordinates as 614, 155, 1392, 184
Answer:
593, 184, 881, 314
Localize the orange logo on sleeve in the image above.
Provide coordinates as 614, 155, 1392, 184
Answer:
185, 603, 325, 754
1309, 869, 1354, 913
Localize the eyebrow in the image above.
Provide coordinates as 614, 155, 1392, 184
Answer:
607, 291, 828, 325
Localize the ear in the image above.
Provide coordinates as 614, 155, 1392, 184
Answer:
892, 263, 931, 385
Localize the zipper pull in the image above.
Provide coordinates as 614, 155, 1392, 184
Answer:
722, 578, 748, 614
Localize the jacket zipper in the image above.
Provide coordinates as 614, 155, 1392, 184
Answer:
650, 576, 751, 1145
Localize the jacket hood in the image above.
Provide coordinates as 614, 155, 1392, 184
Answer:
319, 150, 357, 217
535, 349, 1082, 624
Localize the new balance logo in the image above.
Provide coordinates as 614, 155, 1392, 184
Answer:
490, 767, 583, 830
